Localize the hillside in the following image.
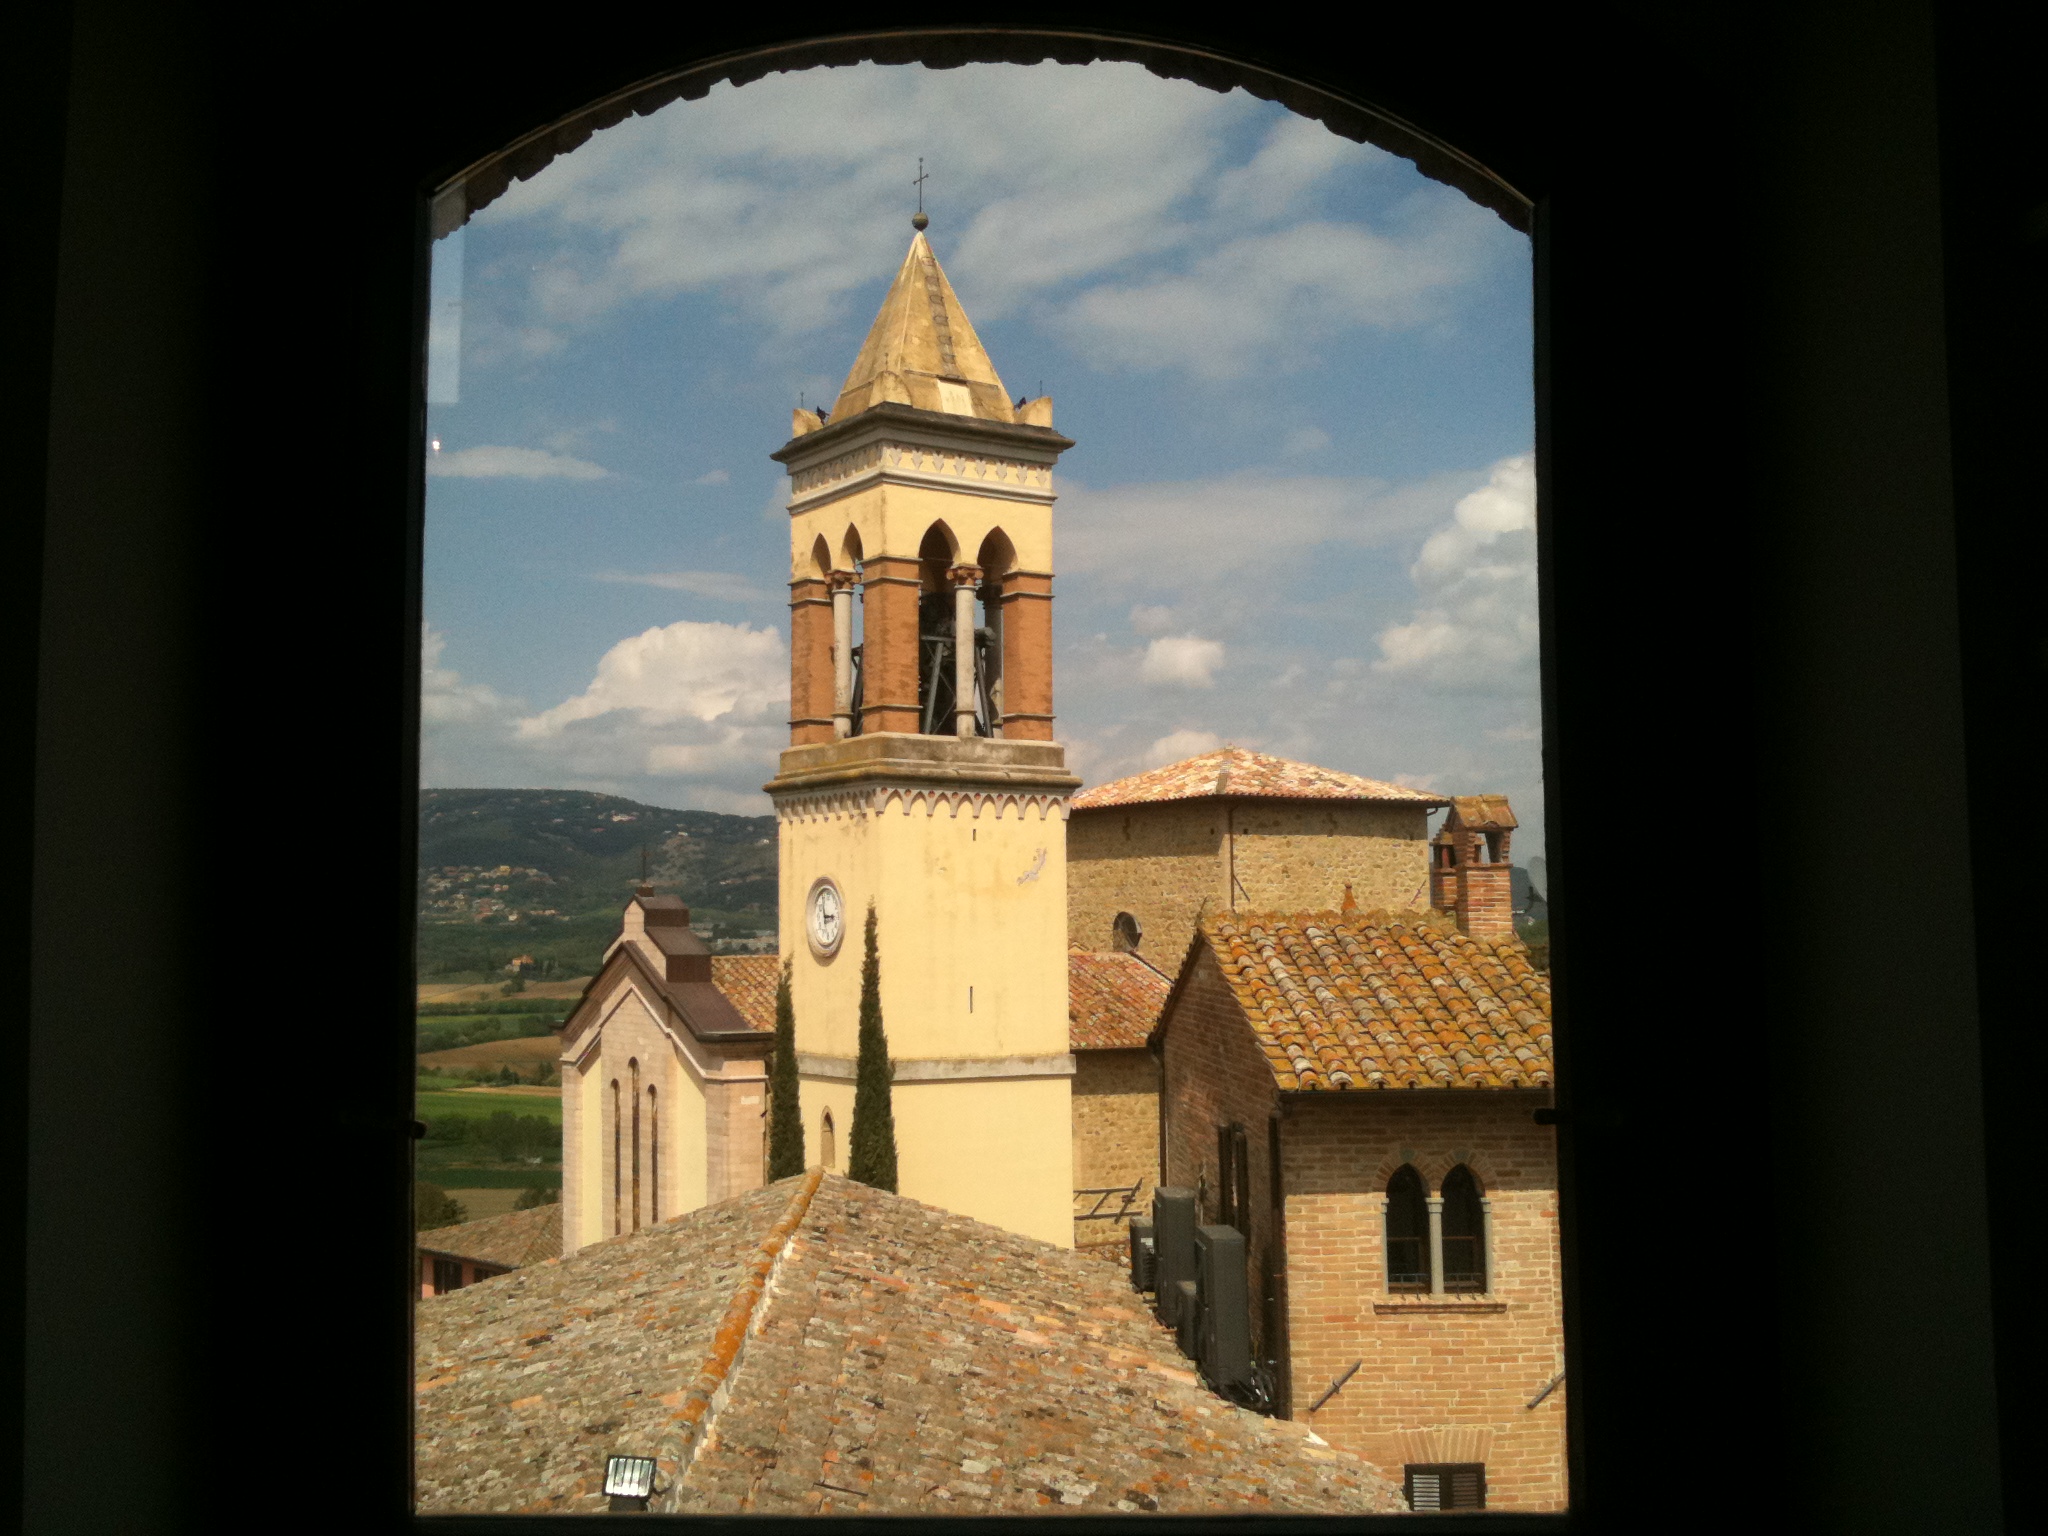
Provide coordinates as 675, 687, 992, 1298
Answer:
417, 789, 777, 980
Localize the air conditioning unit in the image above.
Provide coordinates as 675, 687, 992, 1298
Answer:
1151, 1188, 1196, 1328
1129, 1219, 1157, 1293
1195, 1224, 1252, 1391
1173, 1280, 1200, 1359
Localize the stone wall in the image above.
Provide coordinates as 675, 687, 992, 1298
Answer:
1071, 1047, 1160, 1249
1280, 1090, 1565, 1512
1068, 800, 1433, 964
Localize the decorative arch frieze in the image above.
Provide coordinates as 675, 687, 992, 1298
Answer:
772, 784, 1072, 823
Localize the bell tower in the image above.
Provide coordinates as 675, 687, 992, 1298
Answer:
765, 218, 1079, 1245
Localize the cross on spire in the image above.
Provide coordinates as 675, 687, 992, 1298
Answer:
911, 158, 930, 231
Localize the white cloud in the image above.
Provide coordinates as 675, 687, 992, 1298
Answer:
694, 468, 731, 485
1374, 453, 1537, 689
1059, 467, 1470, 589
1283, 426, 1331, 455
420, 625, 521, 726
469, 63, 1511, 380
1055, 201, 1498, 378
1128, 604, 1176, 637
1145, 728, 1223, 767
518, 620, 787, 739
1140, 635, 1225, 687
427, 445, 610, 479
591, 570, 775, 603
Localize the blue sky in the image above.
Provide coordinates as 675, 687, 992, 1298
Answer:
421, 61, 1541, 852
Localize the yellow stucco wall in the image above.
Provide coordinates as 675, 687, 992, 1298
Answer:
779, 778, 1074, 1245
791, 477, 1053, 572
781, 789, 1070, 1061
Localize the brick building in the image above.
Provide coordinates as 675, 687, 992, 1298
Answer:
416, 1170, 1407, 1515
1067, 747, 1448, 965
1152, 904, 1562, 1512
1066, 950, 1170, 1251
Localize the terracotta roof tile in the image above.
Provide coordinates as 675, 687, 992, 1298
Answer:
1072, 746, 1448, 811
1186, 910, 1552, 1092
416, 1202, 564, 1271
708, 955, 778, 1033
417, 1174, 1405, 1515
1069, 951, 1171, 1050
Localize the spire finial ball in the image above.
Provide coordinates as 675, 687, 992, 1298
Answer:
911, 210, 929, 231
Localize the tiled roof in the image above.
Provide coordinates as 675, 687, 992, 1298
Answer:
1183, 910, 1552, 1092
1072, 747, 1448, 811
1069, 951, 1171, 1050
709, 955, 778, 1033
417, 1202, 563, 1271
417, 1172, 1405, 1516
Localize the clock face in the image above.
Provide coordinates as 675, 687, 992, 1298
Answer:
806, 878, 845, 958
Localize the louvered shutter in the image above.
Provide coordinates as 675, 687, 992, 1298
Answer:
1448, 1464, 1485, 1509
1405, 1468, 1441, 1510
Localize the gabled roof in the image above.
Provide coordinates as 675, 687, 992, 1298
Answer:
1163, 910, 1551, 1092
1072, 746, 1449, 811
417, 1202, 562, 1271
1435, 793, 1518, 835
828, 231, 1017, 425
562, 936, 767, 1045
416, 1171, 1404, 1516
1069, 951, 1171, 1050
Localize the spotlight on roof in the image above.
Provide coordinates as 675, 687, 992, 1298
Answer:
603, 1454, 656, 1512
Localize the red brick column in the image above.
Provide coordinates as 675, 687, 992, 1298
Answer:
999, 569, 1054, 740
1456, 864, 1514, 939
787, 576, 833, 745
858, 555, 922, 735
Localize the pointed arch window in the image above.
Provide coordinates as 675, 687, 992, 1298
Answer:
821, 1109, 836, 1170
1386, 1164, 1430, 1291
647, 1085, 659, 1223
1441, 1164, 1488, 1292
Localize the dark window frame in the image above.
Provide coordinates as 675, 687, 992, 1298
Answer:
19, 12, 2026, 1533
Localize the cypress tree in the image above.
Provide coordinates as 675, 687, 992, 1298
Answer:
767, 955, 806, 1179
846, 901, 898, 1191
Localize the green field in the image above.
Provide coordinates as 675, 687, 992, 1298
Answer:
415, 1159, 561, 1190
416, 1088, 563, 1124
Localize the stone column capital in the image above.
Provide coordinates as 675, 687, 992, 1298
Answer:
828, 570, 858, 592
946, 563, 984, 588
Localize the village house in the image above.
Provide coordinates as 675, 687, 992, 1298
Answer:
417, 1201, 563, 1297
1149, 842, 1562, 1511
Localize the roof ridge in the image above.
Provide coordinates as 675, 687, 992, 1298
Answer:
648, 1169, 824, 1505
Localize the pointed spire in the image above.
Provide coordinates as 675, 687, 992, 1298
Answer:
829, 232, 1016, 424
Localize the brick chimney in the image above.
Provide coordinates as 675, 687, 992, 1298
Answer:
1430, 796, 1518, 940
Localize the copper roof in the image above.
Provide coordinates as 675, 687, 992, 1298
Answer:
417, 1202, 563, 1271
1072, 747, 1449, 811
1069, 951, 1171, 1050
1173, 910, 1551, 1092
416, 1172, 1404, 1515
709, 955, 778, 1033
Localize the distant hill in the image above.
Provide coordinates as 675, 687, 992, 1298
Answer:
417, 789, 777, 980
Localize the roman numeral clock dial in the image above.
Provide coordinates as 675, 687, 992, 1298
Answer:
806, 877, 844, 959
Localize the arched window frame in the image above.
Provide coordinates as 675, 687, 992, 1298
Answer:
1385, 1163, 1431, 1293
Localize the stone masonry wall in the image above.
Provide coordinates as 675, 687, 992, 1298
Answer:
1071, 1047, 1159, 1250
1157, 947, 1285, 1369
1069, 801, 1432, 965
1280, 1090, 1565, 1511
1067, 801, 1222, 962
